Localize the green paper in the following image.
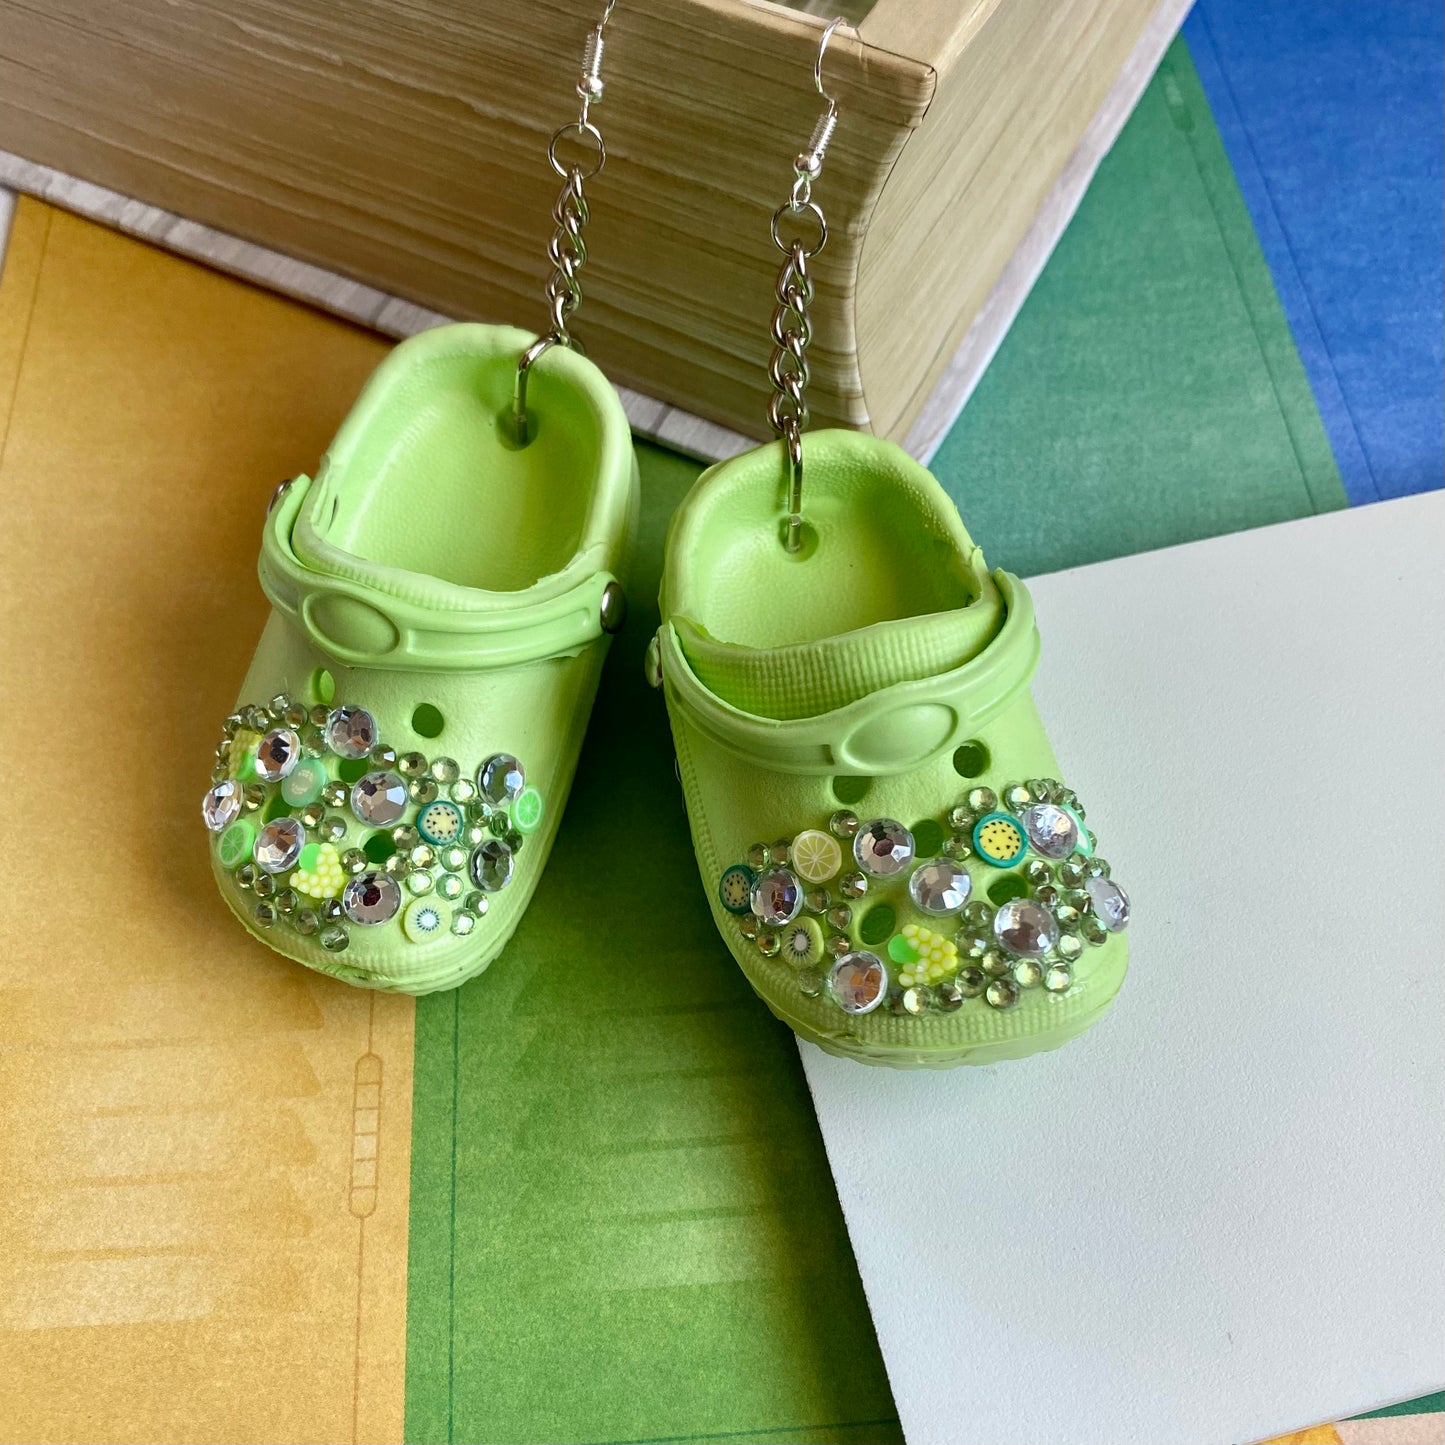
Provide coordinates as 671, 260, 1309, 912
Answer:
405, 39, 1347, 1442
931, 42, 1345, 576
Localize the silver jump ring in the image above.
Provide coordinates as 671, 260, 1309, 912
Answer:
548, 121, 606, 181
771, 201, 828, 256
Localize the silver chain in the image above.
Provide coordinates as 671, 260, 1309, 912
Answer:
767, 17, 846, 553
512, 2, 615, 444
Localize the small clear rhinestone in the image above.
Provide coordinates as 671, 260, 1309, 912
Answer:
1021, 802, 1079, 860
985, 978, 1020, 1009
254, 817, 305, 873
254, 727, 301, 782
324, 706, 378, 759
993, 898, 1060, 957
828, 952, 889, 1014
829, 810, 859, 839
853, 819, 914, 877
342, 870, 402, 925
319, 924, 349, 952
430, 756, 460, 784
1044, 964, 1072, 992
1084, 875, 1130, 931
750, 867, 803, 928
350, 771, 408, 827
202, 779, 244, 832
469, 838, 515, 892
907, 859, 973, 915
478, 754, 525, 805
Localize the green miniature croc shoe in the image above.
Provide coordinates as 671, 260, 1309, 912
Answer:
654, 430, 1129, 1068
202, 323, 638, 993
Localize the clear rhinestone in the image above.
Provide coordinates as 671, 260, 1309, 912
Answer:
738, 914, 760, 941
1044, 964, 1072, 993
1021, 803, 1079, 860
908, 859, 972, 915
961, 899, 993, 931
1004, 784, 1034, 812
853, 819, 914, 877
746, 843, 770, 871
253, 727, 301, 782
202, 779, 244, 832
398, 751, 428, 778
293, 907, 320, 936
409, 843, 437, 869
826, 934, 852, 958
803, 887, 829, 916
947, 803, 973, 831
430, 756, 460, 784
829, 810, 859, 839
409, 778, 439, 806
797, 969, 823, 999
982, 949, 1011, 977
319, 814, 348, 843
1084, 875, 1130, 931
283, 702, 309, 729
450, 778, 477, 804
371, 744, 399, 769
254, 817, 305, 873
253, 874, 275, 898
826, 903, 852, 932
451, 910, 477, 937
321, 781, 348, 808
750, 867, 803, 928
985, 978, 1020, 1009
937, 983, 964, 1011
341, 848, 368, 875
757, 932, 780, 958
274, 888, 297, 915
839, 871, 868, 899
392, 824, 421, 850
242, 784, 265, 812
1081, 916, 1108, 946
993, 898, 1060, 957
478, 754, 525, 805
828, 952, 888, 1014
253, 901, 277, 928
350, 771, 408, 827
319, 924, 349, 952
1013, 959, 1045, 988
299, 800, 325, 830
342, 870, 402, 925
406, 871, 434, 896
235, 863, 256, 890
966, 787, 997, 814
324, 706, 378, 759
1057, 934, 1083, 961
769, 840, 790, 866
469, 838, 515, 892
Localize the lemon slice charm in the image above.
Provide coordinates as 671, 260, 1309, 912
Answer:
790, 829, 843, 883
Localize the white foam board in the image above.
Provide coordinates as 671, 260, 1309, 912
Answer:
801, 492, 1445, 1445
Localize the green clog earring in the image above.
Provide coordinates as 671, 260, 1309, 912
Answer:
202, 2, 639, 993
651, 17, 1131, 1067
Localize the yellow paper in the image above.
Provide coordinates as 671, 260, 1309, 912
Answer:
0, 199, 410, 1444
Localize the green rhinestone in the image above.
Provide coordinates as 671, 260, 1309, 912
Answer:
901, 986, 930, 1015
299, 801, 325, 830
1055, 901, 1082, 930
410, 843, 437, 870
451, 910, 477, 937
430, 756, 460, 784
464, 893, 490, 916
738, 914, 759, 941
406, 871, 434, 896
321, 781, 348, 808
797, 969, 823, 999
489, 813, 510, 837
466, 798, 494, 825
438, 873, 464, 901
1028, 778, 1053, 803
465, 824, 487, 847
441, 845, 468, 873
383, 853, 410, 878
450, 778, 477, 805
1034, 884, 1059, 907
961, 900, 993, 930
985, 978, 1020, 1009
1059, 858, 1088, 888
1086, 857, 1111, 878
1026, 860, 1053, 887
982, 949, 1011, 978
956, 966, 986, 998
804, 887, 829, 916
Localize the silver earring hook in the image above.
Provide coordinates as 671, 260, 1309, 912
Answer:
767, 16, 852, 554
511, 1, 617, 446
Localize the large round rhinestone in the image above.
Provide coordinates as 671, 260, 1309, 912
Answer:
325, 706, 378, 760
350, 770, 408, 826
342, 869, 402, 925
254, 816, 305, 874
1085, 875, 1130, 932
853, 819, 914, 877
478, 753, 525, 806
828, 951, 889, 1014
908, 859, 973, 915
254, 727, 301, 782
202, 779, 243, 832
750, 866, 803, 928
469, 838, 515, 892
993, 897, 1060, 958
1021, 802, 1079, 860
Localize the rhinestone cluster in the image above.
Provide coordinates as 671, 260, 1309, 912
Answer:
717, 777, 1129, 1019
202, 693, 543, 957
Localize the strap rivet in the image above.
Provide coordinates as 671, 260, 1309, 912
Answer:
266, 478, 295, 516
600, 581, 627, 635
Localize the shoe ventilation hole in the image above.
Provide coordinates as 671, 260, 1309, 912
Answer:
911, 819, 946, 858
412, 703, 445, 738
987, 874, 1028, 906
311, 667, 335, 706
859, 902, 895, 947
832, 775, 871, 806
952, 740, 990, 777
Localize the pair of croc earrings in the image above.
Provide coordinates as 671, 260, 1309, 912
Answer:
201, 9, 1130, 1069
